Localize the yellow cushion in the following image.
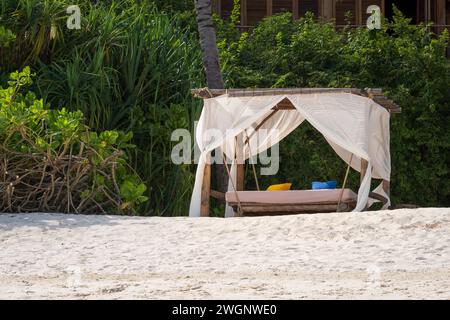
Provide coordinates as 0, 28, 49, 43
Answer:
266, 183, 292, 191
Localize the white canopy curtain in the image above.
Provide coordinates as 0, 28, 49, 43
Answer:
189, 92, 391, 217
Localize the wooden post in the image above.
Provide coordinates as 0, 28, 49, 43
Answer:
360, 158, 368, 184
382, 180, 390, 198
293, 0, 299, 20
321, 0, 335, 21
236, 164, 244, 191
235, 134, 245, 191
241, 0, 247, 27
267, 0, 273, 17
200, 159, 211, 217
382, 179, 390, 208
436, 0, 446, 35
360, 158, 369, 210
356, 0, 362, 26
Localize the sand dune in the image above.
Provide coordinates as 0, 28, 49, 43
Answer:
1, 208, 449, 299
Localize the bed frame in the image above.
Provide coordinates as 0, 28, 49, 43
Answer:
225, 189, 358, 217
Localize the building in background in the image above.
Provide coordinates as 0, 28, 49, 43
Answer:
212, 0, 449, 34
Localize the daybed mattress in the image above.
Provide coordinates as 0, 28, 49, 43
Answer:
225, 189, 357, 205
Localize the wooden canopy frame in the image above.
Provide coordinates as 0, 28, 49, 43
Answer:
192, 87, 400, 216
192, 87, 401, 113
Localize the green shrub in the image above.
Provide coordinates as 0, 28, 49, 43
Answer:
152, 0, 194, 13
0, 26, 15, 47
0, 67, 148, 214
0, 1, 203, 215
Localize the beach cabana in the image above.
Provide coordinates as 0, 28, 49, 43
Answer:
189, 88, 401, 217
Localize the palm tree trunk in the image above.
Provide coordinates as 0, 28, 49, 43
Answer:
195, 0, 228, 193
194, 0, 225, 89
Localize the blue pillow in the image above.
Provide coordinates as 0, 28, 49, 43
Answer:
312, 180, 337, 190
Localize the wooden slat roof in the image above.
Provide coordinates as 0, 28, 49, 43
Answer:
191, 87, 401, 114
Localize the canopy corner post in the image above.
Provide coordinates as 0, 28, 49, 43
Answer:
382, 180, 391, 206
201, 159, 211, 217
360, 158, 369, 210
360, 158, 368, 183
236, 134, 245, 192
236, 164, 244, 191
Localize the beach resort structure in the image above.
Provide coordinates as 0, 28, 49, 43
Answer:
190, 88, 400, 217
212, 0, 449, 33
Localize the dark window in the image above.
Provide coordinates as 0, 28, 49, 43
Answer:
417, 0, 431, 23
335, 0, 357, 25
447, 0, 450, 25
273, 0, 293, 15
221, 0, 234, 20
299, 0, 320, 17
385, 0, 418, 24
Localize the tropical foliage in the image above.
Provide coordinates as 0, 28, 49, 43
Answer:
0, 1, 449, 215
0, 67, 147, 213
0, 26, 15, 47
1, 0, 203, 215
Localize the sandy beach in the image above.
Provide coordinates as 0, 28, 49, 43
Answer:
1, 208, 449, 299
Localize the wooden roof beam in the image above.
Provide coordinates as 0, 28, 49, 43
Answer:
191, 88, 401, 113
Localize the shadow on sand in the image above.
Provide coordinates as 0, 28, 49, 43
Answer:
0, 212, 134, 231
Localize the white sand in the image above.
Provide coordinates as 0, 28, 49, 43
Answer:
0, 208, 449, 300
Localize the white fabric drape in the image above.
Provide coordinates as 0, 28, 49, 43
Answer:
189, 93, 391, 217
